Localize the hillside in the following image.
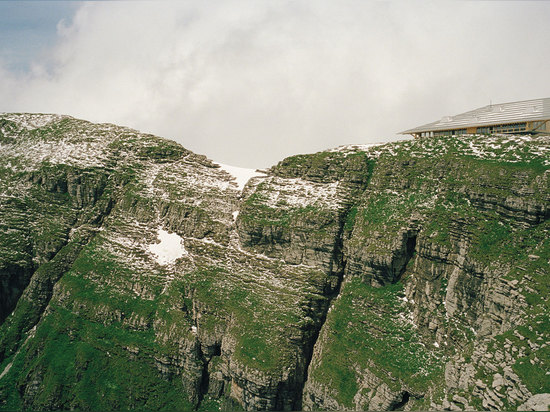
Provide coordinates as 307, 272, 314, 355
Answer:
0, 113, 548, 411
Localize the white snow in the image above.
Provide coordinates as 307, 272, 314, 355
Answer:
467, 140, 486, 157
232, 210, 239, 221
214, 162, 266, 191
247, 175, 342, 209
149, 228, 187, 265
328, 142, 386, 152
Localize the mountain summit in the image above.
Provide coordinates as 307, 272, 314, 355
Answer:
0, 113, 548, 411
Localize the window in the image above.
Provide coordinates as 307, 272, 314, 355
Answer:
477, 123, 526, 134
532, 121, 547, 131
477, 126, 492, 134
494, 123, 526, 133
432, 129, 467, 137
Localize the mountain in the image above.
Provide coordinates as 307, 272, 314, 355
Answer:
0, 113, 548, 411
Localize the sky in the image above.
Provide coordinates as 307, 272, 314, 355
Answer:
1, 1, 550, 168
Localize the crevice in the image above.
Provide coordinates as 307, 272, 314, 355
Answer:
0, 264, 35, 326
293, 205, 351, 410
389, 391, 410, 411
0, 174, 118, 363
400, 234, 417, 278
198, 358, 210, 404
1, 170, 111, 329
194, 347, 208, 410
392, 231, 418, 284
0, 227, 98, 363
293, 164, 376, 410
195, 342, 222, 410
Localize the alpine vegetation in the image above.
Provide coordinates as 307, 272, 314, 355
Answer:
0, 114, 548, 411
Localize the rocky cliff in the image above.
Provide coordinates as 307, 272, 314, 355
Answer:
0, 113, 548, 411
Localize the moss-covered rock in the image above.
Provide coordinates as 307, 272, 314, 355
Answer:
0, 114, 548, 411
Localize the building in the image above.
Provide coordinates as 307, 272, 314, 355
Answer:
401, 97, 550, 138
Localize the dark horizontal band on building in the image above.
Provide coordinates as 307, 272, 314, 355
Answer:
415, 120, 548, 138
401, 98, 550, 138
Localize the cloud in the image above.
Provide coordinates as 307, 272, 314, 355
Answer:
1, 1, 550, 167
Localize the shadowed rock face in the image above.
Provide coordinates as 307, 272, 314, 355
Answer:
0, 114, 548, 411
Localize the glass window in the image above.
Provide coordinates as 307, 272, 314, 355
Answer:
532, 121, 547, 131
485, 123, 526, 133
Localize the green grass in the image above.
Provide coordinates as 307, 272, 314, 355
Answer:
310, 277, 444, 408
137, 141, 186, 162
240, 190, 336, 235
0, 306, 193, 411
344, 206, 358, 231
0, 233, 197, 410
2, 121, 549, 410
185, 266, 307, 373
0, 230, 93, 360
272, 150, 373, 185
513, 346, 550, 394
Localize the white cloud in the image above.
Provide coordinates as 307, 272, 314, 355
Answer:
1, 1, 550, 168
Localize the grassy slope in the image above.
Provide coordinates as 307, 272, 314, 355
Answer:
0, 115, 333, 410
0, 115, 548, 410
306, 134, 549, 409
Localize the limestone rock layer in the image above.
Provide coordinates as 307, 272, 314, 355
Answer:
0, 114, 548, 411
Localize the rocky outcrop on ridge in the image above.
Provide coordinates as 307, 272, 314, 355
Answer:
0, 114, 548, 411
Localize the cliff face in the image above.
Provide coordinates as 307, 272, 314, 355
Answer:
0, 114, 548, 411
303, 139, 549, 411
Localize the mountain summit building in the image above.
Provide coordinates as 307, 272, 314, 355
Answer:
401, 97, 550, 138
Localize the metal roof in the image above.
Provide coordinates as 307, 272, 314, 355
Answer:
401, 97, 550, 134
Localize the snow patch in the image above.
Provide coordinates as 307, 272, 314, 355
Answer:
250, 175, 341, 209
328, 142, 386, 152
214, 162, 266, 191
149, 228, 187, 265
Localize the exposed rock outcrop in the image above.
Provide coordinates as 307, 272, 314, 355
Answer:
0, 114, 548, 411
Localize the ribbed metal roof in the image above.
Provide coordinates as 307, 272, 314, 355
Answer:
401, 97, 550, 134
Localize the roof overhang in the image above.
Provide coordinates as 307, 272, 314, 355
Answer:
400, 98, 550, 134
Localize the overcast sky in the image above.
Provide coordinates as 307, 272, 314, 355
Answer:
1, 1, 550, 168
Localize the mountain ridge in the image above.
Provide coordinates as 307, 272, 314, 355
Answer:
0, 113, 548, 411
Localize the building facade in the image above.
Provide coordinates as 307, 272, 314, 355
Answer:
401, 98, 550, 138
